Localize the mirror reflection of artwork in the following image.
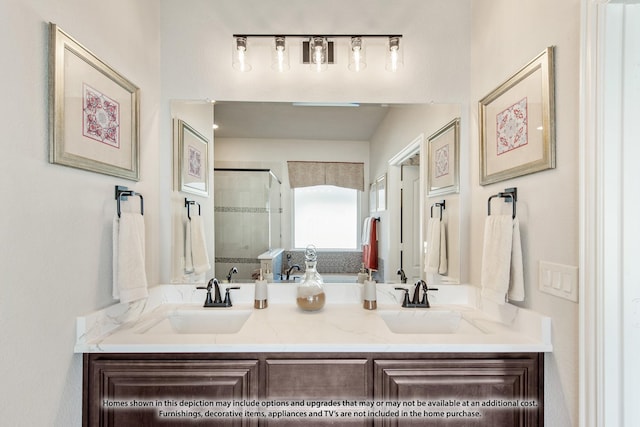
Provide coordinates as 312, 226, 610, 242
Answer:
188, 146, 202, 178
434, 145, 449, 178
427, 118, 460, 196
176, 119, 209, 196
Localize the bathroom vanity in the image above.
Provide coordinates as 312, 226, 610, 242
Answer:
76, 284, 550, 426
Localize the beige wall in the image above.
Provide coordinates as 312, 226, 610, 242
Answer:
470, 0, 580, 425
0, 0, 161, 425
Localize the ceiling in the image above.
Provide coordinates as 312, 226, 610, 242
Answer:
213, 101, 392, 141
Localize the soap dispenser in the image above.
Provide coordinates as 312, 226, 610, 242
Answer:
254, 269, 268, 309
357, 263, 368, 284
362, 270, 377, 310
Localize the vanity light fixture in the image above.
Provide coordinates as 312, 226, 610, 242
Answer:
231, 34, 402, 73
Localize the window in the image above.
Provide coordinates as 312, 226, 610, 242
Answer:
293, 185, 359, 249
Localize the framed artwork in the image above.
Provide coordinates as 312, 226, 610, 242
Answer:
177, 119, 209, 197
478, 46, 555, 185
376, 174, 387, 211
427, 117, 460, 197
48, 23, 140, 180
369, 183, 377, 213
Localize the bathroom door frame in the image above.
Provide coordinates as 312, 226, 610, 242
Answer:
580, 1, 640, 426
388, 134, 425, 283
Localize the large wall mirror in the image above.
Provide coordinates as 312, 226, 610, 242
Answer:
171, 100, 461, 285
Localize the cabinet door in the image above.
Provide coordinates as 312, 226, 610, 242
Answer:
374, 356, 542, 427
85, 359, 259, 427
265, 358, 371, 427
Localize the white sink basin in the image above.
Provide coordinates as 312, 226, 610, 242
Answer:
141, 309, 252, 334
378, 309, 483, 334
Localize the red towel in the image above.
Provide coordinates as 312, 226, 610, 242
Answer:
363, 218, 378, 270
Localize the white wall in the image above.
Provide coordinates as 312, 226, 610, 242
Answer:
470, 0, 580, 425
0, 1, 160, 425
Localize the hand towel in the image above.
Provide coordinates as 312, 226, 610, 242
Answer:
480, 215, 524, 304
424, 218, 448, 275
362, 217, 378, 270
189, 215, 211, 274
113, 213, 148, 304
507, 218, 524, 301
184, 219, 194, 273
361, 216, 372, 245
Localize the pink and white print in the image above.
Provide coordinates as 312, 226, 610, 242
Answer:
434, 145, 450, 178
82, 84, 120, 148
188, 146, 203, 178
496, 97, 528, 155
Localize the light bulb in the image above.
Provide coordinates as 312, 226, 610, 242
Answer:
232, 36, 251, 72
386, 36, 403, 72
271, 36, 290, 72
348, 37, 366, 72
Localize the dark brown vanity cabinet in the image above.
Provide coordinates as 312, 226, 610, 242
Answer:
83, 357, 259, 427
373, 355, 543, 426
83, 352, 542, 427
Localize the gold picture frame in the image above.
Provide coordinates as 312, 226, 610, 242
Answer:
427, 118, 460, 197
479, 46, 555, 185
48, 23, 140, 180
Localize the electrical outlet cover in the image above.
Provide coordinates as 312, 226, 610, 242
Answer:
539, 261, 578, 302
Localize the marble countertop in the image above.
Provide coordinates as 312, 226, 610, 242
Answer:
74, 283, 552, 354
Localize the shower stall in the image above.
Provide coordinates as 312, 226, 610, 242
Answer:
214, 168, 282, 281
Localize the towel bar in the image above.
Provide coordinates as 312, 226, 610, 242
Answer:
115, 185, 144, 218
487, 187, 517, 219
430, 200, 446, 221
184, 198, 201, 220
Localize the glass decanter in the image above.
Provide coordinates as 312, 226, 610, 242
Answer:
296, 245, 325, 311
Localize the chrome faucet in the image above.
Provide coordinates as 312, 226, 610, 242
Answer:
396, 268, 407, 284
226, 266, 238, 282
285, 264, 301, 280
394, 280, 438, 308
197, 278, 240, 307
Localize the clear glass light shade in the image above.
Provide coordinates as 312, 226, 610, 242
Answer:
232, 36, 251, 72
271, 36, 290, 72
385, 36, 403, 72
309, 37, 328, 72
348, 37, 366, 72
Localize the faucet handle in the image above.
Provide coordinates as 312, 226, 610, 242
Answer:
394, 287, 410, 307
223, 286, 241, 306
420, 285, 438, 307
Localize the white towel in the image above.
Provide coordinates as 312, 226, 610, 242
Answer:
361, 217, 372, 245
184, 220, 194, 273
480, 215, 524, 304
188, 215, 210, 275
112, 213, 148, 303
424, 218, 448, 275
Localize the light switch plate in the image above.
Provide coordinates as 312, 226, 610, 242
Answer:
539, 261, 579, 302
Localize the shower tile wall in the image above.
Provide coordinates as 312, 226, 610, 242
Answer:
214, 170, 281, 281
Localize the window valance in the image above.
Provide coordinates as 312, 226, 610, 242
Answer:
287, 161, 364, 192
